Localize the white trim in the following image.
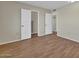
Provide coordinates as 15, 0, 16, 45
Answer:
31, 10, 39, 13
0, 39, 21, 45
31, 10, 40, 36
38, 12, 40, 36
57, 34, 79, 43
31, 33, 37, 34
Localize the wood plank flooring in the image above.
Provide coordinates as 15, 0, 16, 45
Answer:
0, 34, 79, 58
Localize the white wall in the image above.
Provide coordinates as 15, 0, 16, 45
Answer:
56, 2, 79, 42
0, 1, 51, 45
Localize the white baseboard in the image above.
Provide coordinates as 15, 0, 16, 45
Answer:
57, 34, 79, 43
0, 39, 22, 45
0, 33, 38, 45
31, 33, 37, 34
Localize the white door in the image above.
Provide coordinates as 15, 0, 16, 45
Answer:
38, 12, 45, 36
45, 13, 53, 35
21, 9, 31, 39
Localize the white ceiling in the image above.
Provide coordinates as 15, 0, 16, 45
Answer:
19, 1, 71, 10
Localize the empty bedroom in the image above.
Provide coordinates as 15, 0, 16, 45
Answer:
0, 0, 79, 58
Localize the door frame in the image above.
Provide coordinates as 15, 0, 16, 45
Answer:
31, 10, 39, 36
20, 9, 40, 39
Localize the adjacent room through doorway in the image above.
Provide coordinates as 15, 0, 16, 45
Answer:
31, 11, 38, 38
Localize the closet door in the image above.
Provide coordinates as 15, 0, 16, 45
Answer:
38, 12, 45, 36
45, 13, 53, 35
21, 9, 31, 39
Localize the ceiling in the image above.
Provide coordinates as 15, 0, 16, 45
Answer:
19, 1, 71, 10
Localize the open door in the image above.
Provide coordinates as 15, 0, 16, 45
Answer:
21, 9, 31, 39
45, 13, 53, 35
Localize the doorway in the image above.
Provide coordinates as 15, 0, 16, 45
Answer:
31, 11, 38, 38
21, 8, 39, 40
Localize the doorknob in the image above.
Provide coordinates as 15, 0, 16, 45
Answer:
21, 25, 24, 27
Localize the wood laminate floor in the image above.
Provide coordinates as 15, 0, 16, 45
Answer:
0, 34, 79, 58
